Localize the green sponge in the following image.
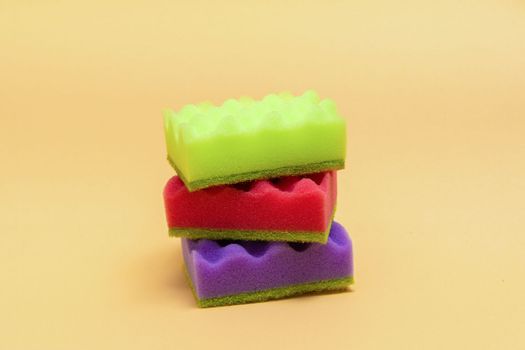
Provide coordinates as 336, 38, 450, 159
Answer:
164, 90, 346, 191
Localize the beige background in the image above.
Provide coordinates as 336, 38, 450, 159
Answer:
1, 1, 524, 349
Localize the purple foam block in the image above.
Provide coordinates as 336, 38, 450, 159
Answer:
182, 221, 353, 302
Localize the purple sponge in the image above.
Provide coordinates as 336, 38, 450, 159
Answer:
182, 221, 353, 307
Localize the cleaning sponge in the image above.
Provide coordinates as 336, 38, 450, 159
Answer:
182, 221, 353, 307
164, 171, 337, 243
164, 90, 346, 191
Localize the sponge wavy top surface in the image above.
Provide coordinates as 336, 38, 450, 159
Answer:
165, 90, 341, 141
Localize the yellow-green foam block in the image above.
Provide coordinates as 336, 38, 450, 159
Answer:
164, 90, 346, 191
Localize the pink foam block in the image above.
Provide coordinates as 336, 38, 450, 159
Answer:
163, 171, 337, 241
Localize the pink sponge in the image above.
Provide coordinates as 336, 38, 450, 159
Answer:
164, 171, 337, 243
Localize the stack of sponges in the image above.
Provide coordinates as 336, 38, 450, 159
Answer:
162, 91, 353, 307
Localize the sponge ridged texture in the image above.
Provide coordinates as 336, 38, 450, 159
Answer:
166, 91, 340, 140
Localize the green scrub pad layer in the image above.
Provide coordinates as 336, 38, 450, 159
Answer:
164, 90, 346, 191
170, 225, 332, 243
187, 273, 353, 308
